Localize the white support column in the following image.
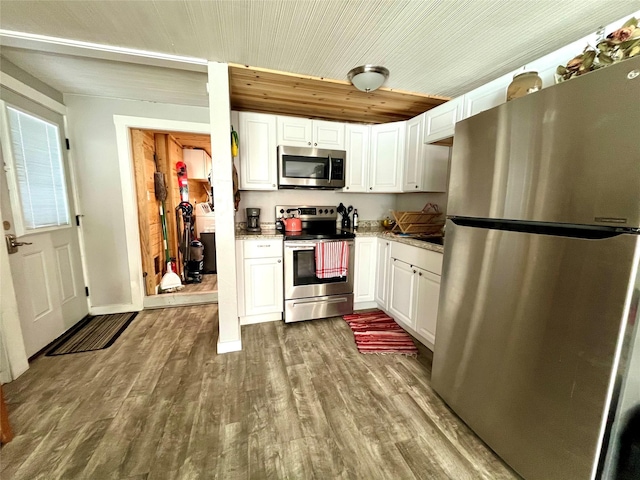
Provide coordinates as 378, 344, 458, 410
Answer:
207, 62, 241, 353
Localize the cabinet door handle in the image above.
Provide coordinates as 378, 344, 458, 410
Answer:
415, 185, 419, 189
277, 259, 282, 263
314, 142, 317, 146
272, 184, 276, 187
369, 187, 373, 190
308, 141, 311, 146
419, 272, 422, 276
346, 186, 349, 190
413, 270, 416, 274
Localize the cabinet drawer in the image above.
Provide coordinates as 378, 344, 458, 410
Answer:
242, 239, 283, 259
390, 241, 442, 275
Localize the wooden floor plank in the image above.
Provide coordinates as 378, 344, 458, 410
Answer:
1, 306, 519, 479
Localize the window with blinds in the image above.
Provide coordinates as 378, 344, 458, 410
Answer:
5, 106, 70, 232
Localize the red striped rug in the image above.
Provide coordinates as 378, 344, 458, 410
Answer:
343, 310, 418, 355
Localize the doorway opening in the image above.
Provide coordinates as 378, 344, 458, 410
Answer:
129, 128, 217, 308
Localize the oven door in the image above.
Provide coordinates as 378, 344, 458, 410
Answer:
284, 240, 354, 299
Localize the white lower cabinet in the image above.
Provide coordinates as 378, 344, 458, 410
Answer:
414, 267, 441, 348
354, 237, 377, 304
387, 258, 416, 330
374, 238, 391, 308
244, 257, 283, 316
382, 240, 443, 350
236, 238, 283, 324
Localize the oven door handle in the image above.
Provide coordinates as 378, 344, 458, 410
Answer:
328, 154, 333, 182
284, 244, 316, 250
292, 296, 349, 306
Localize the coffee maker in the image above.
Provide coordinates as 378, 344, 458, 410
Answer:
246, 207, 261, 233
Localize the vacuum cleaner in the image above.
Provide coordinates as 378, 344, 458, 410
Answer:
176, 201, 204, 284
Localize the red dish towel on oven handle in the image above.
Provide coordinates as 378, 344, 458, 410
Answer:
315, 241, 349, 279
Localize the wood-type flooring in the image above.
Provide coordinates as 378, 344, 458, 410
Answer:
1, 305, 519, 479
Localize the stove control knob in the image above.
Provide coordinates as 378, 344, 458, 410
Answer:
330, 209, 334, 214
324, 209, 328, 214
279, 209, 285, 214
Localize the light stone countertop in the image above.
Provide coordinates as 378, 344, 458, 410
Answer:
235, 224, 444, 253
345, 226, 445, 254
235, 229, 283, 240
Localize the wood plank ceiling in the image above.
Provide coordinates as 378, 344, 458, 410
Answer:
228, 64, 448, 124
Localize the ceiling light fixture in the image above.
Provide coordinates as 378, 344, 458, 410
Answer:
347, 65, 390, 92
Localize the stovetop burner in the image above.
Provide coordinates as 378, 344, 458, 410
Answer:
276, 204, 356, 241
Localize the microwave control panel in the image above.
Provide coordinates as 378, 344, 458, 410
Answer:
331, 158, 344, 180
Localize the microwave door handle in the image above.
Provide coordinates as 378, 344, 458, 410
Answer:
328, 154, 332, 182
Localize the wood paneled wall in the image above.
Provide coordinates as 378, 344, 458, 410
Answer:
131, 129, 163, 295
132, 130, 212, 294
155, 133, 183, 279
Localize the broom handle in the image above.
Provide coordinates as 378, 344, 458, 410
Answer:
160, 202, 171, 264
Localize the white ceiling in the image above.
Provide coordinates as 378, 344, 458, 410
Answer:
1, 0, 639, 99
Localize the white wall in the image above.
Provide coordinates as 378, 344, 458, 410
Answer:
64, 95, 210, 309
395, 192, 448, 217
237, 190, 396, 223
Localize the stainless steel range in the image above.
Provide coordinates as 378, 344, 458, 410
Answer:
276, 205, 355, 323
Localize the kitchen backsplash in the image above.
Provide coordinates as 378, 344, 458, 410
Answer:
236, 190, 447, 223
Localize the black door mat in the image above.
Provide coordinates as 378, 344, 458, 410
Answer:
46, 312, 138, 356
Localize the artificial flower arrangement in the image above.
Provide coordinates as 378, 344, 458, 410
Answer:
556, 17, 640, 82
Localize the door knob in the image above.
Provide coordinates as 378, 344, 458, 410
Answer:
5, 234, 32, 254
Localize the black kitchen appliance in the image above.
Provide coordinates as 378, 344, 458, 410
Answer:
246, 207, 261, 233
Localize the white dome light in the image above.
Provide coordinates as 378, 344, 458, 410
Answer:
347, 65, 390, 92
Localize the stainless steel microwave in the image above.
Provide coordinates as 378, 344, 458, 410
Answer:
278, 146, 346, 189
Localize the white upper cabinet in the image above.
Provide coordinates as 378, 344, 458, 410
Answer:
276, 116, 312, 147
238, 112, 278, 190
344, 124, 370, 192
462, 72, 513, 119
369, 121, 405, 193
403, 114, 424, 191
403, 115, 450, 192
312, 120, 345, 149
421, 144, 450, 192
277, 116, 345, 149
183, 149, 212, 181
423, 96, 463, 144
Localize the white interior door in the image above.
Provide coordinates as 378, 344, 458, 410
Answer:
0, 95, 88, 357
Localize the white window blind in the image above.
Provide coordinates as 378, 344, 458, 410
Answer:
6, 107, 70, 231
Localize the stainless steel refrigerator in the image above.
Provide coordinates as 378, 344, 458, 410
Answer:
432, 56, 640, 480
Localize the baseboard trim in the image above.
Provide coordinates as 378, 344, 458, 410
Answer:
217, 339, 242, 354
240, 312, 282, 325
354, 301, 378, 310
143, 292, 218, 309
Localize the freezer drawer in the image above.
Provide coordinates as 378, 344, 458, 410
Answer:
432, 220, 640, 480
